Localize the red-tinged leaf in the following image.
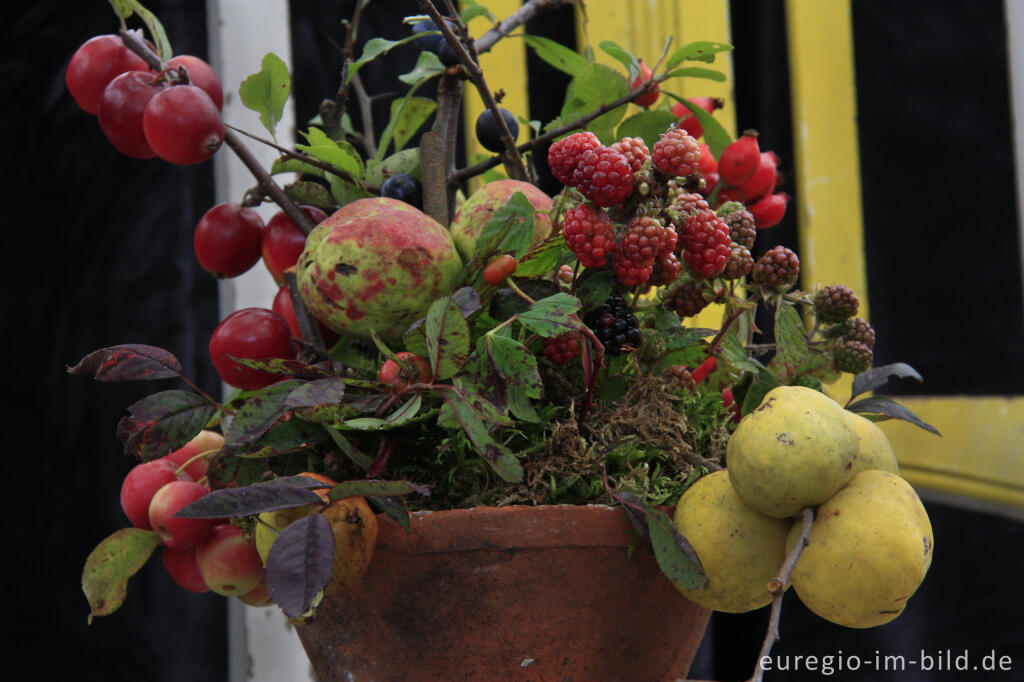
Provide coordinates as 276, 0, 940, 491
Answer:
646, 509, 707, 591
116, 390, 218, 461
285, 378, 347, 408
174, 478, 327, 518
67, 344, 183, 382
326, 479, 429, 502
424, 297, 470, 381
223, 379, 305, 449
229, 356, 337, 378
82, 528, 162, 623
265, 513, 335, 618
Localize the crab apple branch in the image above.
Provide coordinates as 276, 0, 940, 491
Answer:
117, 29, 316, 236
418, 0, 529, 182
474, 0, 580, 55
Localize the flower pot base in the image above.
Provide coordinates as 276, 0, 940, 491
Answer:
296, 505, 710, 681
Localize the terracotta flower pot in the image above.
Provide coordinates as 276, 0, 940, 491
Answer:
296, 504, 710, 681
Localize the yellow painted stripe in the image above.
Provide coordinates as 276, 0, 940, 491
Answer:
879, 397, 1024, 509
463, 0, 530, 193
784, 0, 866, 401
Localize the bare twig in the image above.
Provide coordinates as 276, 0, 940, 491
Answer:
474, 0, 580, 55
284, 271, 328, 360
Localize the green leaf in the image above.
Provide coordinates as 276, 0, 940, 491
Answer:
847, 396, 941, 436
223, 379, 305, 448
515, 233, 567, 279
389, 96, 437, 154
646, 509, 707, 590
364, 148, 421, 186
670, 95, 732, 158
616, 110, 679, 150
425, 298, 471, 381
773, 304, 831, 384
239, 52, 291, 137
720, 333, 764, 375
116, 390, 216, 461
297, 127, 365, 179
82, 528, 162, 622
438, 390, 523, 482
327, 177, 372, 206
368, 496, 411, 532
518, 293, 581, 338
108, 2, 173, 61
556, 63, 630, 144
324, 426, 374, 470
398, 51, 445, 86
284, 180, 335, 211
740, 367, 781, 416
598, 40, 640, 80
328, 479, 430, 502
271, 156, 324, 178
473, 191, 538, 262
460, 0, 496, 24
665, 40, 734, 68
522, 34, 589, 76
664, 66, 726, 82
347, 35, 424, 83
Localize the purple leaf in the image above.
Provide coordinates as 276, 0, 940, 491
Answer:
116, 390, 217, 460
67, 344, 183, 382
265, 514, 335, 618
326, 479, 430, 502
174, 479, 327, 518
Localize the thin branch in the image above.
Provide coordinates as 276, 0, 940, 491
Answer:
284, 271, 329, 361
474, 0, 580, 55
419, 0, 529, 181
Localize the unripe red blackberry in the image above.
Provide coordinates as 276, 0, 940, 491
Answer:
543, 332, 582, 364
648, 253, 683, 287
610, 136, 650, 174
669, 191, 710, 217
751, 245, 799, 291
664, 365, 696, 392
678, 209, 731, 279
715, 200, 745, 217
833, 339, 873, 374
813, 284, 859, 324
652, 127, 701, 178
561, 204, 617, 268
721, 207, 757, 250
572, 146, 635, 206
583, 293, 640, 356
833, 317, 876, 348
722, 243, 754, 280
664, 278, 711, 318
547, 131, 601, 185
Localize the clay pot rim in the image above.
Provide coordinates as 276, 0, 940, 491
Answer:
376, 503, 647, 554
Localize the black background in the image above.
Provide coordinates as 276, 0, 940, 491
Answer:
3, 1, 1022, 680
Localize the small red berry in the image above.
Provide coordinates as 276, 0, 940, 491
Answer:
670, 97, 724, 139
543, 333, 582, 364
562, 204, 616, 268
691, 356, 717, 384
718, 130, 761, 186
572, 146, 635, 206
722, 387, 741, 423
610, 137, 650, 174
378, 352, 433, 388
66, 34, 150, 115
483, 254, 517, 286
547, 131, 602, 186
142, 84, 225, 165
652, 127, 701, 178
630, 60, 659, 108
749, 192, 790, 229
193, 202, 265, 278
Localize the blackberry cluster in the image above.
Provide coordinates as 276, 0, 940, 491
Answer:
833, 339, 873, 374
583, 293, 640, 356
751, 245, 800, 291
720, 206, 757, 250
664, 365, 696, 392
835, 317, 876, 347
543, 332, 582, 365
722, 243, 754, 280
813, 285, 859, 324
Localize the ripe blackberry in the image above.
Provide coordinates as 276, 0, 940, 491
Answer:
543, 332, 582, 364
678, 209, 731, 278
721, 207, 757, 250
664, 365, 696, 392
648, 253, 683, 287
572, 146, 635, 206
583, 293, 640, 356
833, 339, 873, 374
722, 243, 754, 280
751, 245, 799, 291
610, 136, 650, 174
834, 317, 876, 347
652, 127, 701, 178
664, 278, 711, 318
547, 131, 602, 185
813, 285, 859, 324
561, 204, 617, 268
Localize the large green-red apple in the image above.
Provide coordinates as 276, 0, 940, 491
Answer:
295, 197, 462, 342
448, 179, 553, 262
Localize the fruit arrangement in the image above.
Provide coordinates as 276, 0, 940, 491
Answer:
70, 1, 940, 676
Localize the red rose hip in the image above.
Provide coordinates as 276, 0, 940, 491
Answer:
718, 130, 761, 186
482, 254, 517, 286
630, 60, 659, 108
209, 307, 294, 390
143, 84, 225, 165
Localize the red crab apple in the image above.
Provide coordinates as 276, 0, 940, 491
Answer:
262, 206, 328, 286
148, 480, 217, 550
162, 429, 224, 481
193, 202, 265, 278
272, 284, 340, 347
238, 579, 273, 607
165, 55, 223, 111
161, 546, 209, 594
120, 459, 189, 530
196, 524, 265, 597
295, 197, 463, 342
142, 84, 225, 165
97, 70, 166, 159
448, 179, 553, 262
209, 307, 294, 390
66, 34, 151, 115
